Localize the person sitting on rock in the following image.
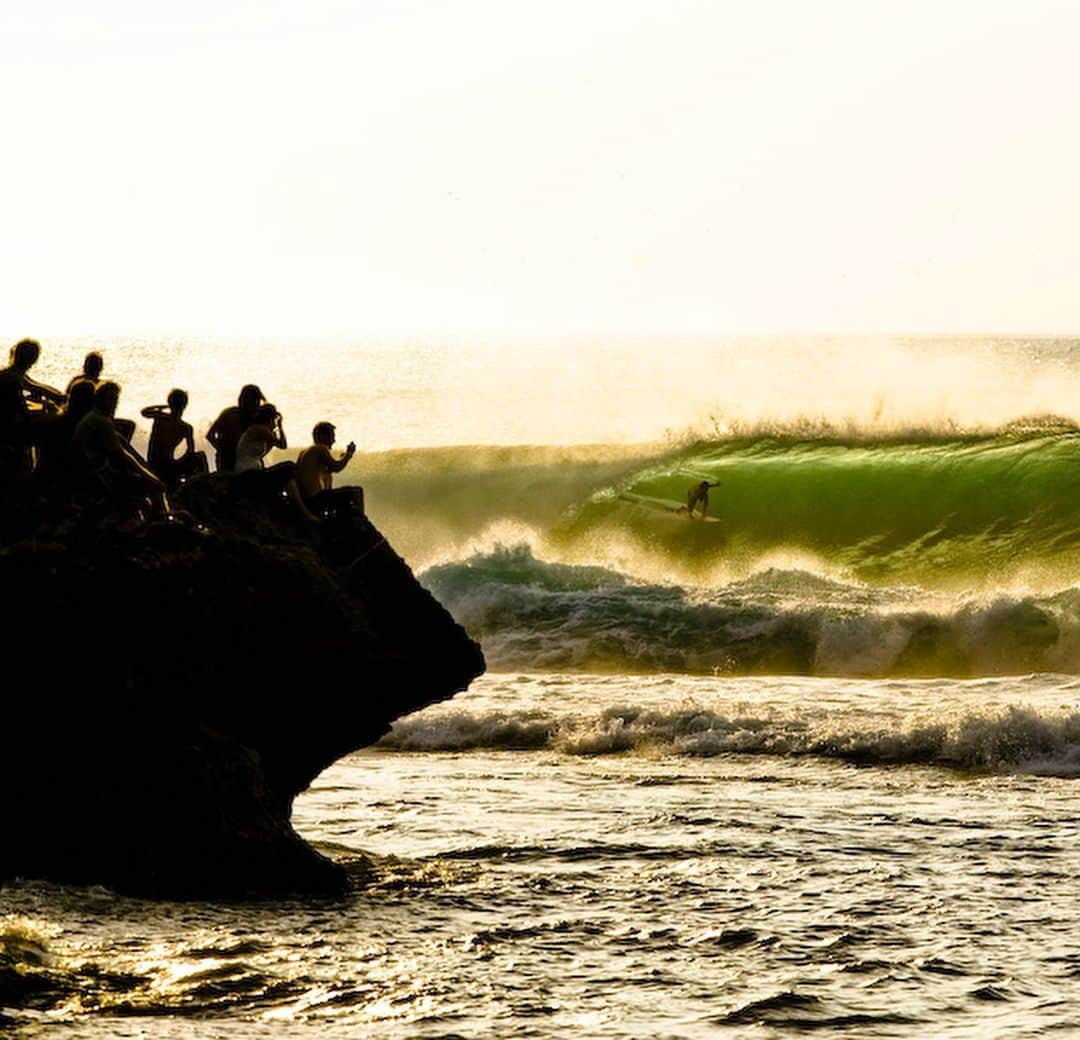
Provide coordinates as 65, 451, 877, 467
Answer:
141, 389, 209, 486
65, 351, 104, 397
73, 381, 170, 523
234, 403, 318, 523
34, 379, 97, 479
0, 338, 65, 477
206, 384, 264, 472
295, 421, 363, 520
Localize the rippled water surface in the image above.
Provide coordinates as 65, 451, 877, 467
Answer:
3, 673, 1079, 1038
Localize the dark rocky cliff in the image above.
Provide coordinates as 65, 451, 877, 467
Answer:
0, 476, 485, 897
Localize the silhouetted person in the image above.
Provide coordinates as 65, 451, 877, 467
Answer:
35, 379, 97, 479
207, 384, 264, 472
0, 339, 64, 477
296, 421, 363, 519
73, 381, 169, 523
65, 351, 104, 397
686, 480, 720, 520
235, 404, 318, 523
141, 389, 208, 486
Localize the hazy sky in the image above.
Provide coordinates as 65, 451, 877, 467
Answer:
2, 0, 1078, 338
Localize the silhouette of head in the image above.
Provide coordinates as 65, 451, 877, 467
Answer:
254, 403, 278, 425
239, 385, 264, 413
66, 380, 96, 420
167, 388, 188, 415
11, 339, 40, 371
83, 352, 103, 380
313, 421, 336, 446
95, 381, 121, 417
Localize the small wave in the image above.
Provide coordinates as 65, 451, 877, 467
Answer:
381, 702, 1080, 773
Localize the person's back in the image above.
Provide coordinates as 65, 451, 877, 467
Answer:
73, 404, 122, 477
235, 418, 275, 473
147, 413, 188, 468
142, 388, 206, 484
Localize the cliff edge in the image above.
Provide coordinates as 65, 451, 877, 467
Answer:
0, 476, 485, 897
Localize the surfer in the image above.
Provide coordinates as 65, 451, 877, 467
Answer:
686, 480, 720, 520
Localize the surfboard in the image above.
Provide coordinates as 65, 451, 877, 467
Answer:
618, 492, 723, 522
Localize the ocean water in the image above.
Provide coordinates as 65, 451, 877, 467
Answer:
3, 335, 1080, 1036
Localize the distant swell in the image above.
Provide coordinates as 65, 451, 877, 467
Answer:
422, 546, 1080, 678
380, 702, 1080, 774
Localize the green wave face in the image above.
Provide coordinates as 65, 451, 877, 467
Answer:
558, 434, 1080, 585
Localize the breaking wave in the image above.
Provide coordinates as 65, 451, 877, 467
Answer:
380, 701, 1080, 775
422, 545, 1080, 677
369, 429, 1080, 586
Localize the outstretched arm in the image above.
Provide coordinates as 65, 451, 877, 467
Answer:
329, 442, 356, 473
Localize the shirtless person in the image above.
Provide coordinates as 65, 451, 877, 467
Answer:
295, 421, 362, 519
65, 351, 104, 397
141, 388, 208, 485
686, 480, 721, 520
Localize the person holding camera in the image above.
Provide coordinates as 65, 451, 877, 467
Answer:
234, 403, 318, 524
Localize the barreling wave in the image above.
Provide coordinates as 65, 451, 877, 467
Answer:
557, 428, 1080, 586
422, 546, 1080, 677
368, 429, 1080, 586
379, 700, 1080, 775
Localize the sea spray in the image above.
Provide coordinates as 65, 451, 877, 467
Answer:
366, 431, 1080, 587
379, 698, 1080, 774
422, 546, 1080, 677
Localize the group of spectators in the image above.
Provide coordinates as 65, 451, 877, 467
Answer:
0, 339, 362, 529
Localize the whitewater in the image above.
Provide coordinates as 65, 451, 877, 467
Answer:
3, 335, 1080, 1037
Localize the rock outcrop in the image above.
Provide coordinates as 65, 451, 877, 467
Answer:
0, 475, 485, 897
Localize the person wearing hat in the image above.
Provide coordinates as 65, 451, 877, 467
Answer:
295, 421, 362, 519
